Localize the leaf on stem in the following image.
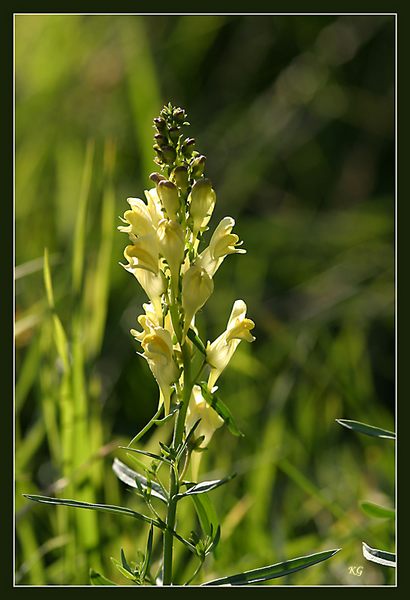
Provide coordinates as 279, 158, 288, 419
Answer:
178, 473, 236, 498
187, 328, 207, 355
112, 458, 168, 502
336, 419, 395, 440
202, 548, 341, 585
191, 493, 220, 541
121, 446, 173, 466
362, 542, 396, 567
24, 494, 161, 527
199, 382, 244, 437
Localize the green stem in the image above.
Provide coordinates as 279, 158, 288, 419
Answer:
162, 343, 193, 585
127, 405, 163, 448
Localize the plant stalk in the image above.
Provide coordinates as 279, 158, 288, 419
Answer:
162, 342, 193, 585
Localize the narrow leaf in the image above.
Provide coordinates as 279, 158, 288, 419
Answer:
336, 419, 395, 440
362, 542, 396, 567
203, 548, 340, 585
110, 558, 137, 582
191, 493, 219, 539
112, 458, 168, 502
24, 494, 160, 528
178, 473, 236, 498
90, 569, 116, 586
187, 329, 207, 355
141, 524, 154, 580
121, 446, 172, 466
360, 501, 395, 520
199, 382, 244, 437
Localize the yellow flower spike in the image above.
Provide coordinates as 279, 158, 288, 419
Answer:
198, 216, 246, 278
156, 219, 185, 291
188, 178, 216, 236
157, 180, 180, 221
206, 299, 255, 389
182, 264, 214, 340
141, 327, 179, 414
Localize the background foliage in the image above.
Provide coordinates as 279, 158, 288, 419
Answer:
15, 14, 395, 585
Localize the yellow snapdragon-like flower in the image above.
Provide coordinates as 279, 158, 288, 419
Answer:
198, 216, 245, 278
122, 239, 166, 318
206, 299, 255, 389
186, 384, 224, 446
141, 326, 179, 414
156, 219, 185, 291
188, 179, 216, 237
118, 197, 156, 238
185, 384, 224, 479
182, 264, 214, 339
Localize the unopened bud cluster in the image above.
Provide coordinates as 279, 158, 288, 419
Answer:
119, 103, 255, 459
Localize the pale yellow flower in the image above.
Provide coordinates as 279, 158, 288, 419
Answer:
186, 384, 224, 446
141, 326, 179, 414
198, 217, 245, 278
182, 264, 214, 339
157, 180, 180, 221
156, 219, 185, 289
186, 384, 224, 479
206, 300, 255, 389
118, 197, 156, 238
188, 179, 216, 236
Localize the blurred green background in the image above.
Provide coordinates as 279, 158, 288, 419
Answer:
15, 15, 395, 585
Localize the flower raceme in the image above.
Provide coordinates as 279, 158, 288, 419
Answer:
119, 104, 255, 449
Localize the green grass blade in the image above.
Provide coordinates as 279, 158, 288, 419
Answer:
360, 501, 395, 519
72, 140, 95, 295
203, 548, 341, 585
336, 419, 395, 439
90, 568, 117, 585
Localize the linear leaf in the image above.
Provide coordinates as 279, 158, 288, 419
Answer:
24, 494, 161, 528
336, 419, 395, 440
90, 568, 117, 586
121, 446, 173, 466
112, 458, 168, 502
199, 382, 244, 437
203, 548, 340, 585
191, 493, 219, 540
178, 474, 236, 499
360, 501, 395, 520
362, 542, 396, 567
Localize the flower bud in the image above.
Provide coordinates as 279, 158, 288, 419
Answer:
157, 219, 185, 287
182, 137, 196, 157
168, 126, 180, 143
161, 145, 177, 165
153, 117, 166, 131
154, 133, 168, 147
182, 264, 214, 339
157, 180, 180, 220
188, 178, 216, 235
191, 155, 206, 178
171, 166, 189, 194
149, 172, 166, 185
173, 107, 186, 123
